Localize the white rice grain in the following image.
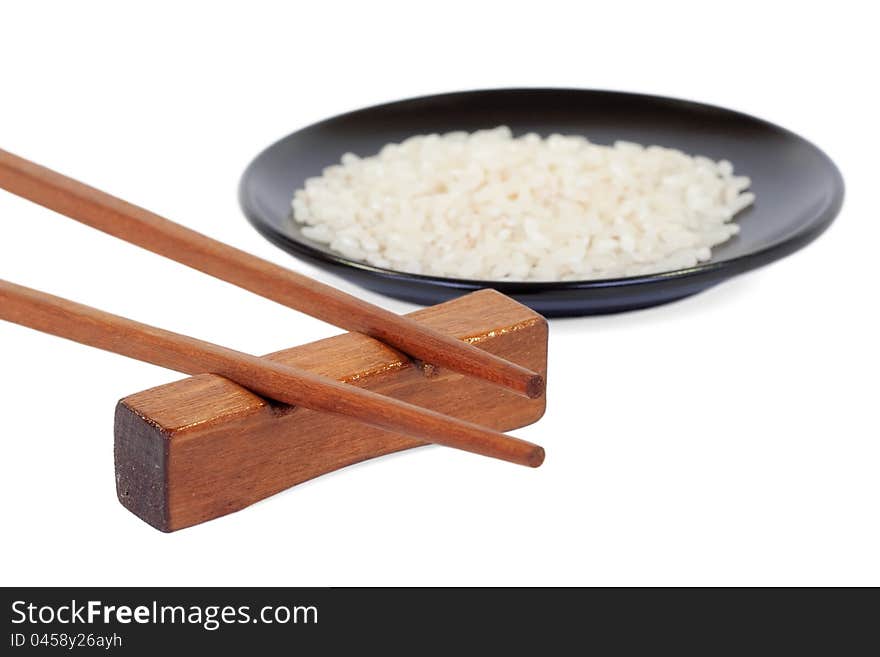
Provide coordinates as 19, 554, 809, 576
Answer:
291, 126, 754, 281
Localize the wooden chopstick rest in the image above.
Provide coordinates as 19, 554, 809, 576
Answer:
116, 289, 548, 531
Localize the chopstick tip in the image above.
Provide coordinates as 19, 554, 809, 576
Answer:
526, 374, 546, 399
527, 445, 545, 468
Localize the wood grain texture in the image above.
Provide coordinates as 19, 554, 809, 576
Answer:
115, 289, 548, 532
0, 147, 544, 398
0, 279, 543, 467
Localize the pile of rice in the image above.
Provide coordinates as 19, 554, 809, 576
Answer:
291, 126, 754, 281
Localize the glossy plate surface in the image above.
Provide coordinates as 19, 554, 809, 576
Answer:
240, 89, 844, 316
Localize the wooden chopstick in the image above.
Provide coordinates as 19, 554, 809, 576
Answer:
0, 149, 545, 399
0, 280, 544, 468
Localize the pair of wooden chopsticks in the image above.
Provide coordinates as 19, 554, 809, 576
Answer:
0, 149, 545, 467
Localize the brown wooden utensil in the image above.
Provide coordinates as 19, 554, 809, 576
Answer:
0, 279, 545, 468
0, 148, 545, 399
114, 288, 547, 531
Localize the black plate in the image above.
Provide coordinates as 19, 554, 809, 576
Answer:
239, 89, 844, 317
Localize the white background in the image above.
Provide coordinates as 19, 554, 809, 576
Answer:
1, 1, 877, 586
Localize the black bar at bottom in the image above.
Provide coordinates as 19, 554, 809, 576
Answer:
1, 587, 874, 654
